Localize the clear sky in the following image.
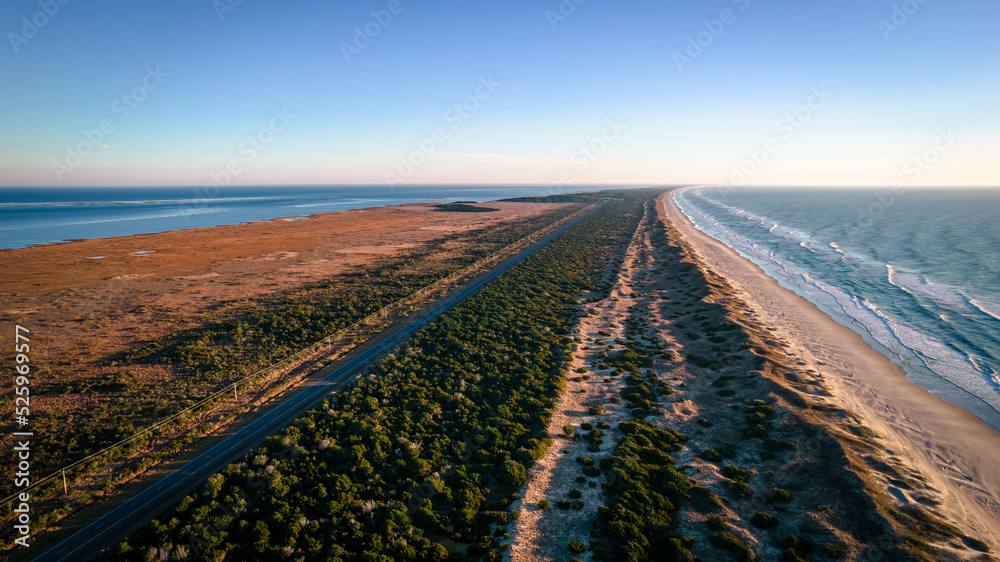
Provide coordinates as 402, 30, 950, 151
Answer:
1, 0, 997, 187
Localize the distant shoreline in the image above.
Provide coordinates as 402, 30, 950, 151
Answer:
0, 185, 645, 250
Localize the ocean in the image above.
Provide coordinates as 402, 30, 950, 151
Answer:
0, 185, 637, 250
675, 187, 1000, 430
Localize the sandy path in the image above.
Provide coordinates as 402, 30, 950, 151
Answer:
506, 206, 653, 561
662, 189, 1000, 549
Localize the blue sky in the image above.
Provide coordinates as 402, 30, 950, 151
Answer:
1, 0, 997, 187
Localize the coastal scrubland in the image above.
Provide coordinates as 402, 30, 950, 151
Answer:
106, 192, 646, 560
0, 201, 580, 547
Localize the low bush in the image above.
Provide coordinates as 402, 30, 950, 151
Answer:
781, 534, 812, 553
701, 449, 723, 463
709, 532, 754, 561
768, 488, 793, 503
706, 514, 728, 530
763, 438, 798, 452
820, 543, 847, 558
725, 479, 752, 498
721, 465, 753, 481
750, 511, 779, 529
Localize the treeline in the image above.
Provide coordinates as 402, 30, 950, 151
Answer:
501, 192, 610, 204
108, 192, 650, 561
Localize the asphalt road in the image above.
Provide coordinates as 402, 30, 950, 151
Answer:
34, 203, 601, 561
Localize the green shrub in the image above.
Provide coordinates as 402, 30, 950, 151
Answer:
721, 465, 753, 481
769, 488, 793, 503
688, 486, 722, 512
764, 438, 799, 452
538, 500, 550, 510
781, 534, 812, 553
701, 449, 723, 462
580, 422, 593, 431
709, 532, 754, 561
782, 549, 808, 562
568, 488, 582, 499
557, 500, 571, 510
725, 479, 752, 498
706, 514, 728, 530
750, 511, 779, 529
568, 540, 586, 554
589, 405, 605, 415
962, 536, 991, 552
820, 543, 847, 558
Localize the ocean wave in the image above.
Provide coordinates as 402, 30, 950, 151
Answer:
675, 188, 1000, 420
885, 265, 974, 311
971, 299, 1000, 322
691, 190, 847, 260
288, 198, 390, 208
0, 196, 271, 208
0, 207, 226, 230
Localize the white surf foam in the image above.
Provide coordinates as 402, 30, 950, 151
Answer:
971, 299, 1000, 322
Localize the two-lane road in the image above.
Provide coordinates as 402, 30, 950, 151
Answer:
34, 203, 602, 561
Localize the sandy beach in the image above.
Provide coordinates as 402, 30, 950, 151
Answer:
662, 189, 1000, 552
